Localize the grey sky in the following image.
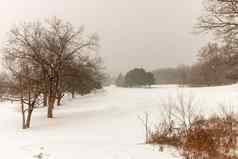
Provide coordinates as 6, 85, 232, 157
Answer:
0, 0, 208, 75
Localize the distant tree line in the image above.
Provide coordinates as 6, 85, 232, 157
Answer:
153, 43, 237, 86
117, 42, 237, 87
116, 42, 238, 87
115, 68, 155, 87
152, 67, 186, 85
0, 17, 104, 129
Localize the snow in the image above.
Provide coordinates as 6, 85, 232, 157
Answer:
0, 84, 238, 159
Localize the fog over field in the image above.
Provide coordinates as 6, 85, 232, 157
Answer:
0, 0, 207, 74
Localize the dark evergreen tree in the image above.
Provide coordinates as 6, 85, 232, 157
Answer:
124, 68, 155, 87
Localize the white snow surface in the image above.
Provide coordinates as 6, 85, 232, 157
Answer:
1, 84, 238, 159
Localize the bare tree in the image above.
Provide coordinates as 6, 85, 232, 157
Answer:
0, 58, 42, 129
196, 0, 238, 83
161, 94, 197, 132
4, 17, 99, 118
197, 0, 238, 40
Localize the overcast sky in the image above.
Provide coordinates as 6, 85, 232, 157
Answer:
0, 0, 208, 75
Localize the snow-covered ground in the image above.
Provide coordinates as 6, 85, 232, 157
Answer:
1, 84, 238, 159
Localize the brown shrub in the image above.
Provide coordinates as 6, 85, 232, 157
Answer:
181, 116, 238, 159
146, 95, 238, 159
149, 115, 238, 159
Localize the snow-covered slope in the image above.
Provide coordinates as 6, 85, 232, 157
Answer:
0, 84, 238, 159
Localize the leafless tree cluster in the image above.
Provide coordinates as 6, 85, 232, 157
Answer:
0, 17, 104, 129
195, 0, 238, 83
188, 42, 233, 86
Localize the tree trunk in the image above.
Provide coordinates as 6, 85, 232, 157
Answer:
48, 77, 55, 118
26, 109, 33, 128
57, 96, 62, 106
22, 115, 26, 129
43, 93, 48, 106
21, 99, 27, 129
57, 92, 64, 106
71, 91, 75, 99
48, 96, 55, 118
48, 104, 53, 118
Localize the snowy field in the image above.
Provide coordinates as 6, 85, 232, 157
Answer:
1, 84, 238, 159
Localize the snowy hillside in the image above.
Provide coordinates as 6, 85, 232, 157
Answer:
1, 84, 238, 159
